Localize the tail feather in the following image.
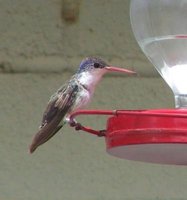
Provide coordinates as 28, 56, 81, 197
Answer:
29, 110, 66, 153
29, 124, 63, 154
29, 83, 78, 153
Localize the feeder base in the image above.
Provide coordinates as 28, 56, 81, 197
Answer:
106, 109, 187, 165
107, 143, 187, 165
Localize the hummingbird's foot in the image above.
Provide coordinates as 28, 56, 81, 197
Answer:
69, 121, 82, 131
65, 116, 78, 127
68, 119, 83, 131
69, 119, 78, 127
74, 123, 82, 131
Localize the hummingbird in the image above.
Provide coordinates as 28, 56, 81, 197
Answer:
29, 57, 136, 153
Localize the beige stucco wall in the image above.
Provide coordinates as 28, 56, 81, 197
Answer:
0, 0, 186, 200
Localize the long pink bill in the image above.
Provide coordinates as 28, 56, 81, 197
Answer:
105, 66, 136, 74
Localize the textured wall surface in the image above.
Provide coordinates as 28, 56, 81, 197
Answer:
0, 0, 186, 200
0, 0, 156, 75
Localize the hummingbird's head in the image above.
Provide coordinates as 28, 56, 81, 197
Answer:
77, 57, 136, 75
76, 57, 136, 91
78, 57, 107, 73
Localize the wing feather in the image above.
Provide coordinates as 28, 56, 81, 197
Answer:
29, 82, 79, 153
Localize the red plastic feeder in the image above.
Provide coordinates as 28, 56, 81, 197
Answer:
70, 109, 187, 165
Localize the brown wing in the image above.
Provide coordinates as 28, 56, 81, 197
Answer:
29, 82, 79, 153
40, 82, 70, 127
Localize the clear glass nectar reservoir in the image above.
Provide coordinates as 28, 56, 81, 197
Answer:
130, 0, 187, 108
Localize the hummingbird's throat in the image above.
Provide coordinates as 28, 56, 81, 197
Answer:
77, 70, 106, 92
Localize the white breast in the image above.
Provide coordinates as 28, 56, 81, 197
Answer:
78, 70, 106, 93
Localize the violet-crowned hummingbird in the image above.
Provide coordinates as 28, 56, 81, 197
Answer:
29, 57, 136, 153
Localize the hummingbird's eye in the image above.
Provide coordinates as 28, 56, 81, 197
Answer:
94, 63, 100, 68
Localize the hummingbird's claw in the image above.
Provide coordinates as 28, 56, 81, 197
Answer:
74, 123, 82, 131
69, 120, 82, 131
69, 119, 78, 127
